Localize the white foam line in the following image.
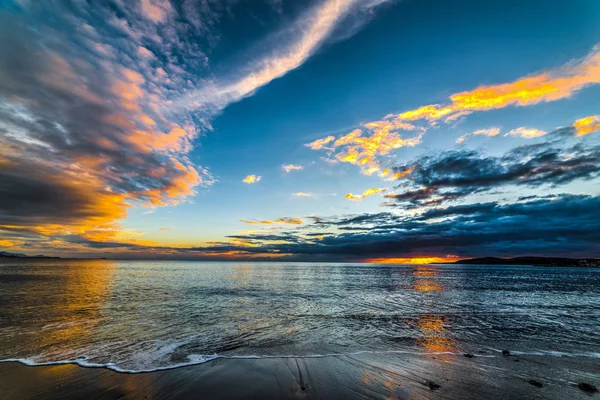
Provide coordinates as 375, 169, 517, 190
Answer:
0, 351, 467, 373
0, 356, 219, 374
3, 348, 598, 374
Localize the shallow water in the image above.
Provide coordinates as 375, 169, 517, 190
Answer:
0, 260, 599, 372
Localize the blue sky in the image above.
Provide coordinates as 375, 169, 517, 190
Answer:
1, 0, 600, 260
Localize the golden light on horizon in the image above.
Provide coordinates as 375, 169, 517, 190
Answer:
366, 256, 457, 265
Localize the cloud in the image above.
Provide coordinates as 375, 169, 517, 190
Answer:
240, 217, 304, 225
456, 127, 501, 144
395, 44, 600, 123
178, 0, 391, 112
293, 192, 312, 197
64, 194, 600, 259
242, 174, 261, 184
306, 43, 600, 180
140, 0, 174, 23
307, 122, 423, 177
573, 115, 600, 136
259, 194, 600, 258
306, 135, 335, 150
282, 164, 303, 173
385, 137, 600, 208
505, 127, 548, 139
0, 15, 212, 243
345, 187, 387, 201
159, 227, 171, 231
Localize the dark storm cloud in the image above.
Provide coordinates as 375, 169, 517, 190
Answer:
385, 139, 600, 207
58, 194, 600, 260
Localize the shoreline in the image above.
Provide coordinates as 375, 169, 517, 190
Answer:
1, 353, 598, 399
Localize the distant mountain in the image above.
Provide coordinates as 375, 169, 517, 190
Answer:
446, 256, 600, 267
0, 251, 60, 259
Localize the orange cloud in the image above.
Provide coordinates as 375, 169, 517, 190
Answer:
242, 174, 261, 184
345, 187, 387, 201
396, 44, 600, 123
306, 135, 335, 150
240, 217, 304, 225
308, 123, 423, 176
129, 124, 197, 154
573, 115, 600, 136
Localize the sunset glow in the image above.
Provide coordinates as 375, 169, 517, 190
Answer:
0, 0, 599, 261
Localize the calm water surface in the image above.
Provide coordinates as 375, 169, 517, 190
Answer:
0, 260, 599, 372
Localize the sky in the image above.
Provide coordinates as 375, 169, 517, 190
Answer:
1, 0, 600, 262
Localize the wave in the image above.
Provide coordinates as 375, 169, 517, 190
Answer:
3, 348, 600, 374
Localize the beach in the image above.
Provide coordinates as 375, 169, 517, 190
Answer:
2, 352, 599, 399
1, 260, 599, 399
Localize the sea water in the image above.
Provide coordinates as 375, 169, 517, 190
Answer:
1, 259, 599, 372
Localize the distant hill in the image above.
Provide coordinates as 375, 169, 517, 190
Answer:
445, 256, 600, 267
0, 251, 60, 259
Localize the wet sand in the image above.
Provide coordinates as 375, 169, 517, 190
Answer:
1, 352, 599, 399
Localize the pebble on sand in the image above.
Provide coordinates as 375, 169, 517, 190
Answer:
426, 380, 441, 391
527, 379, 543, 388
578, 382, 598, 394
502, 350, 511, 356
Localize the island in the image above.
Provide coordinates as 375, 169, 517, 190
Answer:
0, 251, 60, 259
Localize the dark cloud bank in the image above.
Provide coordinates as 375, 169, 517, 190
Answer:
386, 133, 600, 208
66, 193, 600, 260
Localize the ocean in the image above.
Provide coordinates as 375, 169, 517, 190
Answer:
1, 259, 599, 373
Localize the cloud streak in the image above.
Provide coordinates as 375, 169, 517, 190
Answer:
179, 0, 390, 113
395, 44, 600, 123
456, 127, 500, 144
282, 164, 303, 173
240, 217, 304, 225
345, 188, 387, 201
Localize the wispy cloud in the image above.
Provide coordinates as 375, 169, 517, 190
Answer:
282, 164, 303, 173
505, 127, 548, 139
242, 174, 262, 184
345, 187, 387, 201
456, 127, 501, 144
395, 44, 600, 123
178, 0, 391, 113
293, 192, 312, 197
240, 217, 304, 225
